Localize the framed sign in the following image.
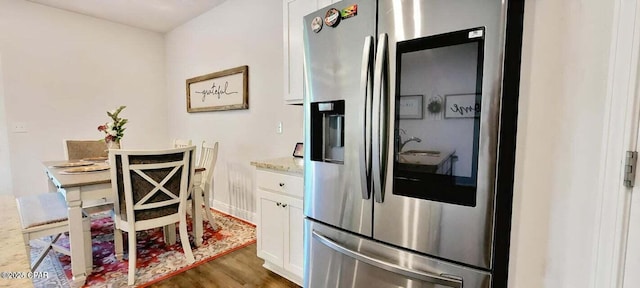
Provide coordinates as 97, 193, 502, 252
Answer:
398, 95, 423, 119
444, 93, 481, 118
186, 65, 249, 112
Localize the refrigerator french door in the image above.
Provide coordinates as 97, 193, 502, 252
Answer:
304, 0, 507, 287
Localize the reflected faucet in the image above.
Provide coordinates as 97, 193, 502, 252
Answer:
397, 129, 422, 151
400, 137, 422, 151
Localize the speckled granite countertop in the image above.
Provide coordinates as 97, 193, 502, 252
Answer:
250, 157, 304, 175
0, 195, 34, 288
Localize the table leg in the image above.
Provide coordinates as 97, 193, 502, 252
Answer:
64, 187, 88, 287
193, 186, 204, 247
163, 224, 176, 245
83, 215, 93, 273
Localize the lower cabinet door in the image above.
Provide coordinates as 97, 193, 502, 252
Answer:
284, 197, 304, 277
258, 194, 284, 266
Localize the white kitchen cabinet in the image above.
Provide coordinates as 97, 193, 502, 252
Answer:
256, 169, 304, 285
283, 0, 340, 104
258, 195, 285, 266
284, 197, 304, 276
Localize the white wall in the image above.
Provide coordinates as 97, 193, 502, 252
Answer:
509, 0, 615, 287
0, 0, 167, 196
0, 53, 12, 195
165, 0, 303, 221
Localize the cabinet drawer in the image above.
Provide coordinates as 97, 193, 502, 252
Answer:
256, 170, 303, 198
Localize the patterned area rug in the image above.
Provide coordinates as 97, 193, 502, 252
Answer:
31, 209, 256, 287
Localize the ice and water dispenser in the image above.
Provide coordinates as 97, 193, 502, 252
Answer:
310, 100, 345, 164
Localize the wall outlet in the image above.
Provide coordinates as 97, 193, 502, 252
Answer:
12, 122, 27, 133
277, 121, 283, 134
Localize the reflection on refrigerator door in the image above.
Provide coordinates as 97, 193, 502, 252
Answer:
305, 219, 491, 288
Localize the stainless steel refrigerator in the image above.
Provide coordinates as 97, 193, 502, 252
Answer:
303, 1, 516, 287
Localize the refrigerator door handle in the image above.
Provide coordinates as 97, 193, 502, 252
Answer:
372, 33, 389, 203
359, 36, 374, 200
312, 230, 464, 288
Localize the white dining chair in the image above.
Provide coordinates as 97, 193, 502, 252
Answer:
196, 141, 219, 230
109, 146, 196, 285
163, 138, 193, 244
63, 139, 108, 161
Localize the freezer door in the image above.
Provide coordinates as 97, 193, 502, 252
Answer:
373, 0, 506, 269
303, 0, 376, 236
305, 219, 491, 288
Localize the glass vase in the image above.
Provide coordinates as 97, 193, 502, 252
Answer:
107, 140, 121, 150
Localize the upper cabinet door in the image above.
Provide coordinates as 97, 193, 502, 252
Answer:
283, 0, 317, 104
283, 0, 338, 105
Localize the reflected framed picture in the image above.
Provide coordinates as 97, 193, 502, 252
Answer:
399, 95, 423, 119
444, 93, 481, 118
293, 142, 304, 158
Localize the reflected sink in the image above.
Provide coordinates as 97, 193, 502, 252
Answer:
399, 150, 441, 156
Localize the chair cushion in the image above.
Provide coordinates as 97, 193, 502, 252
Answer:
16, 193, 68, 229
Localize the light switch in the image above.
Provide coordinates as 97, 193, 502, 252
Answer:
277, 122, 283, 134
12, 122, 27, 133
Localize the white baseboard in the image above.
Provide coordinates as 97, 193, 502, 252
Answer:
263, 261, 303, 286
211, 200, 256, 224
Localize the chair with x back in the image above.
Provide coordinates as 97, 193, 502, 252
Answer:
109, 146, 196, 285
163, 138, 193, 243
196, 141, 219, 230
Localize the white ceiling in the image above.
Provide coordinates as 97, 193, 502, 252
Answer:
26, 0, 227, 33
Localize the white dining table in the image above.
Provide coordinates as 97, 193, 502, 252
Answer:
43, 161, 205, 287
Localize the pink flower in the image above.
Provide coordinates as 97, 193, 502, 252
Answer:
98, 106, 127, 142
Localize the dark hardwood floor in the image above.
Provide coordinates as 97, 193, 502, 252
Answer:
146, 244, 300, 288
